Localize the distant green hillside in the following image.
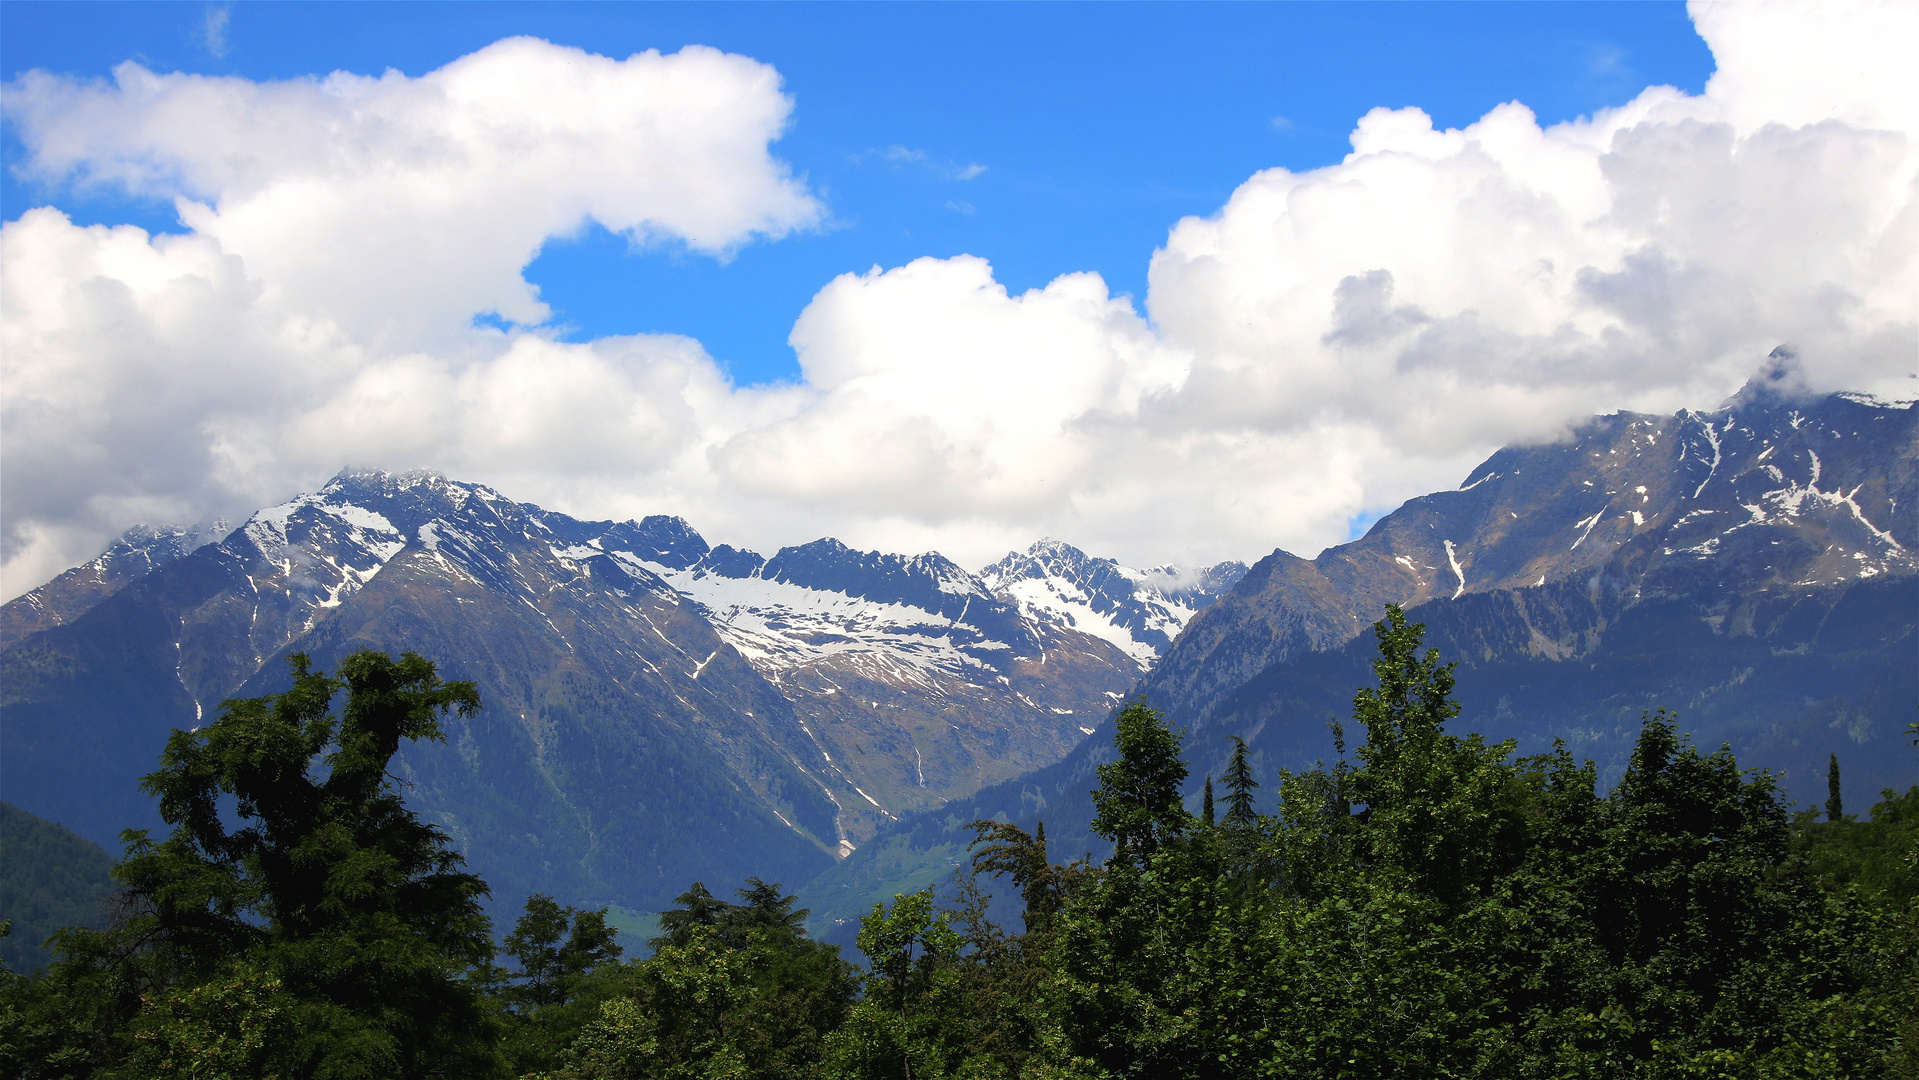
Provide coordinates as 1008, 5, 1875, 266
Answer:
0, 802, 116, 974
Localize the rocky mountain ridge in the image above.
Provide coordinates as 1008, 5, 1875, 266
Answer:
1148, 376, 1915, 730
1, 474, 1236, 914
799, 381, 1917, 938
0, 520, 229, 649
979, 540, 1248, 665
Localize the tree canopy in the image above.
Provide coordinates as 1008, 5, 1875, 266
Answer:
5, 620, 1915, 1079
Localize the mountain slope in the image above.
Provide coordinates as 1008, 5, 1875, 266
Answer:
0, 521, 227, 649
1, 472, 844, 909
1150, 380, 1914, 728
0, 802, 118, 974
1, 475, 1232, 914
798, 384, 1918, 937
516, 523, 1176, 840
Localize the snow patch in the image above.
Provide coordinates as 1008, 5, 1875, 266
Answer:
1442, 540, 1466, 600
1569, 512, 1604, 551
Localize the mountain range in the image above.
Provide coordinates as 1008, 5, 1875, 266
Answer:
4, 366, 1911, 941
0, 477, 1241, 916
797, 374, 1917, 937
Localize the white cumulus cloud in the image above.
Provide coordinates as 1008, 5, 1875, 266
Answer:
2, 2, 1914, 601
1129, 0, 1916, 546
4, 38, 821, 349
0, 39, 822, 595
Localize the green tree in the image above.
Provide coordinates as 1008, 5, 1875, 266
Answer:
967, 820, 1076, 937
18, 650, 500, 1079
1795, 785, 1919, 904
1043, 607, 1919, 1078
823, 887, 971, 1080
1220, 736, 1259, 828
1047, 703, 1262, 1077
1347, 604, 1533, 908
1089, 701, 1190, 866
706, 877, 856, 1077
504, 894, 623, 1011
1829, 752, 1846, 822
1470, 712, 1912, 1075
537, 877, 855, 1080
650, 883, 733, 951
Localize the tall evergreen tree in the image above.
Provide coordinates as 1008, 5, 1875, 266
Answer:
730, 877, 810, 944
1222, 735, 1260, 827
1202, 776, 1215, 827
651, 881, 735, 951
1827, 752, 1844, 822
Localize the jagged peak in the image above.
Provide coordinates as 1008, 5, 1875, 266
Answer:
695, 543, 766, 579
325, 464, 443, 487
978, 538, 1107, 586
316, 467, 524, 508
1026, 536, 1090, 560
636, 513, 701, 535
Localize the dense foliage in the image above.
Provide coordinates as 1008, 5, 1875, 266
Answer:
3, 616, 1914, 1078
0, 805, 116, 975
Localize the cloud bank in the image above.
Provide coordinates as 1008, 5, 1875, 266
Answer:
3, 2, 1914, 599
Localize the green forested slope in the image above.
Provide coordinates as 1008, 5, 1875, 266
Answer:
0, 802, 115, 974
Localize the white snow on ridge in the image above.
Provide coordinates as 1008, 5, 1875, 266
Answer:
1834, 391, 1917, 409
622, 554, 997, 682
977, 541, 1228, 666
1000, 576, 1159, 666
242, 494, 407, 568
324, 503, 399, 535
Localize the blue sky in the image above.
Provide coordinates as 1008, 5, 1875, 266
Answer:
3, 1, 1714, 387
4, 1, 1910, 593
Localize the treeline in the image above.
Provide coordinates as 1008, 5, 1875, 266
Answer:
3, 608, 1915, 1078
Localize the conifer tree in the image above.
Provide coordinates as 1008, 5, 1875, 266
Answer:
503, 894, 622, 1010
1222, 735, 1260, 826
730, 877, 810, 944
1827, 753, 1844, 822
652, 881, 735, 950
968, 819, 1065, 935
1202, 776, 1216, 826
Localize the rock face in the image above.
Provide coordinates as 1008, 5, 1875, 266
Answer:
800, 386, 1917, 938
0, 475, 1233, 912
1148, 384, 1914, 730
0, 521, 228, 648
629, 535, 1135, 842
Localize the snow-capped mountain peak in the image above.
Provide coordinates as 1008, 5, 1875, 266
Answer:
979, 539, 1248, 665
